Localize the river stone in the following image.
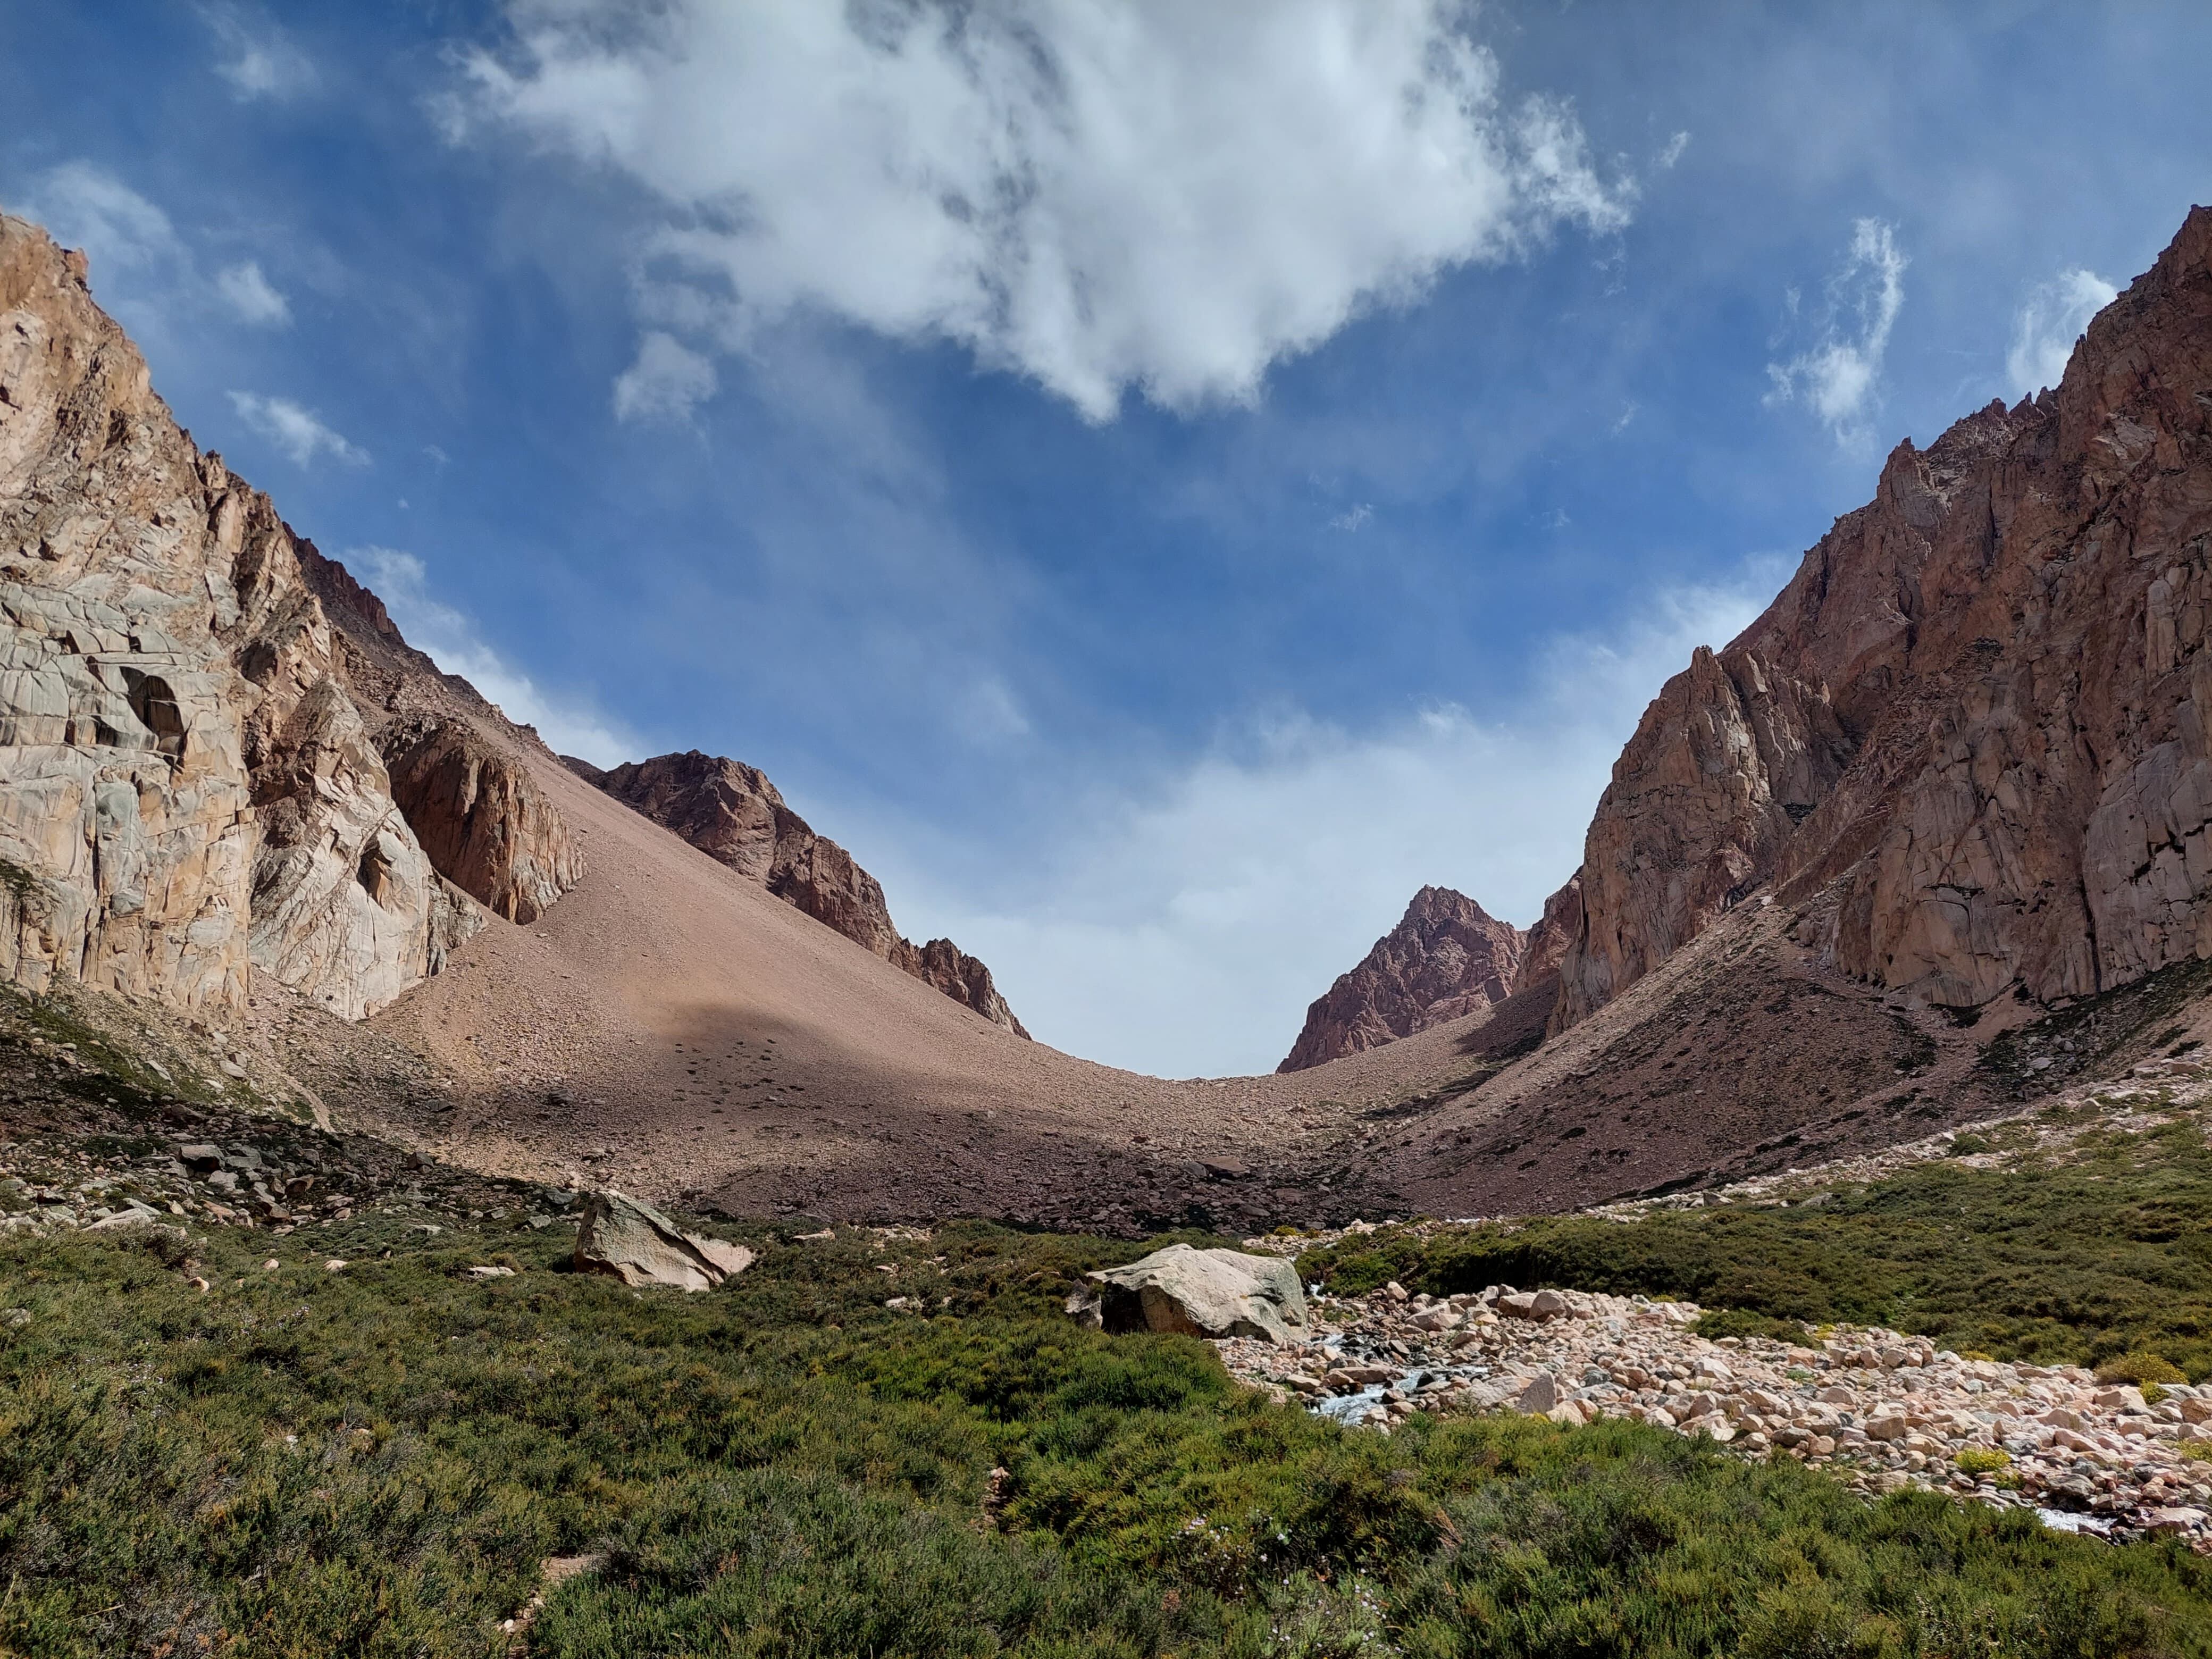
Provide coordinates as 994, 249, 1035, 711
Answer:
572, 1191, 754, 1291
1069, 1243, 1310, 1344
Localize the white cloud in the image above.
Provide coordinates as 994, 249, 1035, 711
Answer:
1766, 217, 1907, 445
350, 547, 636, 767
18, 162, 187, 283
18, 162, 304, 347
203, 5, 319, 100
227, 391, 370, 467
2006, 267, 2116, 398
611, 330, 717, 421
461, 0, 1630, 420
1656, 131, 1690, 170
1329, 503, 1373, 532
954, 676, 1033, 744
215, 259, 291, 326
887, 567, 1780, 1076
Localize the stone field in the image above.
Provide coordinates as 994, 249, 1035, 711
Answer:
1219, 1277, 2212, 1548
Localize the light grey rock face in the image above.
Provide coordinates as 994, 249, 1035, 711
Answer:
1071, 1242, 1311, 1344
0, 212, 490, 1019
572, 1190, 755, 1291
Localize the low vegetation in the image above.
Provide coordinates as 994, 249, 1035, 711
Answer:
1298, 1103, 2212, 1379
6, 1196, 2212, 1657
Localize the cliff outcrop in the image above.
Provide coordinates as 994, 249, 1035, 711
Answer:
1555, 205, 2212, 1029
581, 749, 1028, 1036
384, 719, 582, 924
1512, 873, 1583, 995
1279, 886, 1526, 1071
0, 212, 573, 1019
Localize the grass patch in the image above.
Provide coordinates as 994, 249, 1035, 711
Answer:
1298, 1118, 2212, 1377
5, 1208, 2211, 1656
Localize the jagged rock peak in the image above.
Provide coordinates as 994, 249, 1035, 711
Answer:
585, 748, 1028, 1037
1278, 885, 1525, 1072
1553, 203, 2212, 1033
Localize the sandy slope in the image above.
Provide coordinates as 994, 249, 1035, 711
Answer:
261, 745, 2168, 1232
312, 751, 1489, 1229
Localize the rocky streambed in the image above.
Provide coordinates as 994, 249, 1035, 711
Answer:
1219, 1280, 2212, 1548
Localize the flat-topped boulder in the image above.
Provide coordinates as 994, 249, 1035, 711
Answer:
1069, 1243, 1310, 1344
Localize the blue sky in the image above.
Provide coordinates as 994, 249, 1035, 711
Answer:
6, 1, 2209, 1076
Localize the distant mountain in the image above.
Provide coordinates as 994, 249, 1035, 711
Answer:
1278, 886, 1526, 1070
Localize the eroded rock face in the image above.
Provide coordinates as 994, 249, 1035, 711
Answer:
1279, 886, 1526, 1071
384, 720, 582, 924
589, 749, 1029, 1036
890, 935, 1029, 1039
1557, 647, 1852, 1027
1512, 873, 1583, 995
0, 213, 487, 1019
1069, 1243, 1311, 1344
1555, 206, 2212, 1027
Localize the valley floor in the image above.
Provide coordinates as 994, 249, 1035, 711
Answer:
9, 984, 2212, 1655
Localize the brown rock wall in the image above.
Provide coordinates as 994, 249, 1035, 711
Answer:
1555, 205, 2212, 1027
384, 720, 583, 924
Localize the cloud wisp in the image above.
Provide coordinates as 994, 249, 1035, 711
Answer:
202, 4, 319, 101
215, 259, 291, 326
350, 548, 636, 767
459, 0, 1630, 422
2007, 267, 2117, 398
612, 330, 717, 422
887, 567, 1779, 1077
227, 392, 368, 468
1766, 217, 1907, 446
17, 163, 296, 332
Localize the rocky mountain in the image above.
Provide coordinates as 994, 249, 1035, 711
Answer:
571, 749, 1027, 1036
15, 186, 2212, 1238
1553, 204, 2212, 1037
0, 212, 589, 1021
1278, 886, 1525, 1070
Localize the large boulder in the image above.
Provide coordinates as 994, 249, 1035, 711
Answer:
1068, 1243, 1311, 1344
572, 1191, 753, 1291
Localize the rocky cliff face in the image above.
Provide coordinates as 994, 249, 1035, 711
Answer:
1512, 873, 1583, 995
580, 749, 1028, 1036
1556, 205, 2212, 1030
0, 213, 576, 1019
1279, 886, 1526, 1071
383, 720, 582, 925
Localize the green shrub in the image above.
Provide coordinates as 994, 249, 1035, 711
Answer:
6, 1214, 2211, 1657
1690, 1306, 1808, 1345
2098, 1352, 2188, 1387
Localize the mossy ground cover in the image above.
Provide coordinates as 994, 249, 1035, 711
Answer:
1297, 1104, 2212, 1378
5, 1204, 2212, 1657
